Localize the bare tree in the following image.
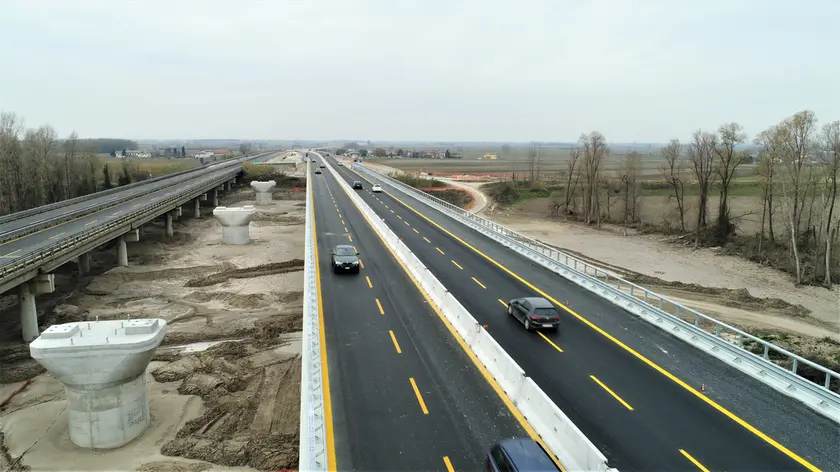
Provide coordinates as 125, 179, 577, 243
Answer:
688, 130, 717, 247
755, 127, 780, 247
580, 131, 608, 226
563, 147, 582, 218
527, 143, 537, 182
0, 112, 25, 213
659, 139, 688, 232
819, 120, 839, 286
619, 151, 642, 228
713, 122, 747, 239
779, 110, 818, 239
62, 131, 79, 200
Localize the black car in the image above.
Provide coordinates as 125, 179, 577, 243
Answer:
352, 181, 363, 190
487, 438, 559, 472
320, 164, 326, 168
507, 297, 560, 331
331, 245, 360, 274
315, 169, 322, 174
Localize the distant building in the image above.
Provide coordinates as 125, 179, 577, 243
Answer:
122, 150, 151, 158
484, 153, 499, 160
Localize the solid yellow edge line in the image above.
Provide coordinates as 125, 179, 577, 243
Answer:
409, 377, 430, 414
590, 375, 634, 411
335, 165, 566, 472
311, 178, 337, 470
373, 180, 820, 472
679, 449, 710, 472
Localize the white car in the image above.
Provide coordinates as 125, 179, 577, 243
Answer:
372, 184, 383, 193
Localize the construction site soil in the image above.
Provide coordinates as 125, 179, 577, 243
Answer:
0, 185, 305, 471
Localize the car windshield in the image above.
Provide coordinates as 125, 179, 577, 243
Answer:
335, 247, 355, 256
534, 308, 557, 316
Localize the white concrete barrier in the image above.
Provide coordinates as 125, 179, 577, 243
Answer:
326, 160, 615, 472
518, 379, 612, 472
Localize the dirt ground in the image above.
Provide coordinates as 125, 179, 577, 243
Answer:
0, 184, 306, 471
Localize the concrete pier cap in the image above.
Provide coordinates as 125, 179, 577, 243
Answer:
29, 318, 167, 449
250, 180, 276, 205
213, 205, 257, 244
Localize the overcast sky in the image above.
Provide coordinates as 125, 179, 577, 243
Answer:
1, 0, 837, 143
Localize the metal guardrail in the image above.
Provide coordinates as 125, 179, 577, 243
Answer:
0, 167, 240, 286
299, 161, 328, 471
0, 151, 275, 228
356, 163, 840, 419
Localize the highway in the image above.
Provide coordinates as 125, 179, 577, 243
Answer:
0, 165, 241, 268
310, 162, 533, 470
324, 156, 840, 472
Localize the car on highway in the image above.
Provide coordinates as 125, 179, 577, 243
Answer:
315, 169, 322, 174
487, 438, 559, 471
320, 164, 326, 168
331, 245, 360, 274
352, 181, 363, 190
372, 184, 383, 193
507, 297, 560, 331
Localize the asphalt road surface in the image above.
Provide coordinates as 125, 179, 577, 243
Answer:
0, 166, 239, 268
324, 156, 838, 472
311, 167, 530, 471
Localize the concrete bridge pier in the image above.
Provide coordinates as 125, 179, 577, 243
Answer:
165, 212, 174, 238
117, 229, 140, 267
250, 181, 276, 205
193, 198, 201, 218
19, 274, 56, 342
213, 206, 256, 244
78, 253, 91, 275
212, 189, 219, 207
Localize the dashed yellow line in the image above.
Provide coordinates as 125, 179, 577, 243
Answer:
366, 276, 373, 288
443, 456, 455, 472
471, 276, 486, 289
451, 260, 463, 270
359, 259, 365, 269
404, 220, 410, 226
389, 330, 402, 354
376, 298, 384, 315
409, 377, 429, 414
48, 232, 66, 240
423, 237, 431, 243
679, 449, 710, 472
498, 298, 507, 307
590, 375, 633, 411
538, 332, 564, 353
347, 235, 353, 242
436, 247, 445, 255
344, 226, 349, 232
413, 228, 419, 234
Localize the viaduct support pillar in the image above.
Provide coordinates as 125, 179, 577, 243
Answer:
213, 206, 256, 245
194, 198, 201, 218
212, 189, 219, 207
165, 212, 174, 238
19, 274, 56, 342
250, 181, 276, 205
78, 252, 91, 275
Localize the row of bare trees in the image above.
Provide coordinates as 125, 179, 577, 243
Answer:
0, 112, 142, 216
543, 110, 838, 286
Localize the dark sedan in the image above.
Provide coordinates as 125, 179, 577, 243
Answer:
352, 181, 363, 189
487, 438, 559, 471
507, 297, 560, 331
331, 245, 360, 274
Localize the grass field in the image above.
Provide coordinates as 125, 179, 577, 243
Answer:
104, 157, 200, 177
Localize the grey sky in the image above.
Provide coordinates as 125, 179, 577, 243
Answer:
1, 0, 838, 142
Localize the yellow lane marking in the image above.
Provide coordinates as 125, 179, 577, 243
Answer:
498, 298, 508, 307
396, 215, 402, 220
390, 209, 395, 213
590, 375, 633, 411
385, 204, 389, 208
344, 226, 349, 232
389, 330, 402, 354
111, 211, 122, 217
354, 246, 358, 252
347, 235, 353, 242
133, 203, 142, 208
340, 168, 565, 471
376, 298, 385, 315
0, 249, 21, 258
409, 377, 429, 414
311, 187, 337, 469
413, 228, 419, 234
538, 332, 564, 353
471, 277, 486, 289
338, 213, 342, 218
436, 247, 445, 255
451, 260, 463, 270
679, 449, 710, 472
359, 260, 365, 269
366, 276, 373, 288
341, 219, 345, 225
48, 232, 66, 240
423, 237, 431, 243
84, 220, 98, 226
379, 187, 818, 472
443, 456, 455, 472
